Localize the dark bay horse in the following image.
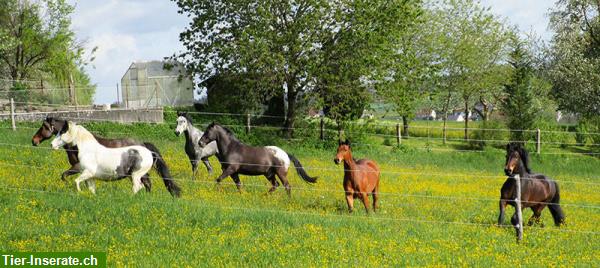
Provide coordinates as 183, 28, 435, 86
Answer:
498, 143, 565, 230
32, 117, 181, 197
334, 139, 380, 213
198, 123, 317, 195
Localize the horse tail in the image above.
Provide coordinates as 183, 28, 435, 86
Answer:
143, 142, 181, 197
548, 181, 565, 226
287, 154, 317, 183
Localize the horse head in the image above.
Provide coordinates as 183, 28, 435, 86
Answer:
334, 139, 351, 164
199, 122, 218, 146
32, 117, 68, 146
504, 142, 531, 176
175, 112, 190, 136
51, 121, 73, 149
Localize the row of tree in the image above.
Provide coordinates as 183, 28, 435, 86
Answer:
0, 0, 95, 105
173, 0, 598, 138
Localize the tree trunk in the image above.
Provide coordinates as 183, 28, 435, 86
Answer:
464, 100, 469, 140
442, 89, 452, 145
283, 83, 297, 138
402, 116, 409, 137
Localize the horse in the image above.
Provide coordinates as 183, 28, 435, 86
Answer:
499, 142, 565, 232
50, 121, 181, 196
33, 117, 181, 197
334, 139, 380, 213
174, 111, 219, 178
198, 123, 317, 195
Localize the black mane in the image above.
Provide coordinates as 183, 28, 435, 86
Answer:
207, 122, 235, 137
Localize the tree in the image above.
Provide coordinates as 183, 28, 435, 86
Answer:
548, 0, 600, 118
376, 7, 436, 136
172, 0, 421, 137
501, 40, 538, 141
426, 0, 512, 140
0, 0, 95, 104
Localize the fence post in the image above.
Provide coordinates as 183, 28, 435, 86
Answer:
515, 174, 523, 242
396, 123, 401, 146
320, 117, 324, 141
246, 113, 251, 134
536, 128, 541, 154
10, 98, 15, 131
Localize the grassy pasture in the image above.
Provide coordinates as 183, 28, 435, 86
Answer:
0, 120, 598, 266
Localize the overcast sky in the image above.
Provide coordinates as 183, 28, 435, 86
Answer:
67, 0, 557, 104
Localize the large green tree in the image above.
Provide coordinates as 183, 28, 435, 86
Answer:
501, 40, 538, 141
0, 0, 95, 104
172, 0, 421, 136
375, 6, 436, 136
427, 0, 512, 140
548, 0, 600, 118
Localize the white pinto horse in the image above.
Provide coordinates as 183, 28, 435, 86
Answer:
51, 122, 154, 194
174, 112, 219, 178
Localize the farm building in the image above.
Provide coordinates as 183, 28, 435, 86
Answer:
120, 60, 194, 108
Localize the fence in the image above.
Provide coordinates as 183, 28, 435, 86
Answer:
2, 100, 600, 155
1, 105, 599, 244
1, 98, 164, 127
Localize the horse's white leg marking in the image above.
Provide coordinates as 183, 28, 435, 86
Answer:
74, 170, 93, 192
86, 179, 96, 195
131, 172, 145, 194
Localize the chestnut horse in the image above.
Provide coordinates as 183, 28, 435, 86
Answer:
334, 140, 380, 213
499, 143, 565, 231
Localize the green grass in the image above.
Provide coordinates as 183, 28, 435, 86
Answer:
0, 120, 598, 266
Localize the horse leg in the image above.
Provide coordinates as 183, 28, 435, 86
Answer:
345, 192, 355, 213
141, 174, 151, 192
216, 166, 236, 183
266, 174, 279, 194
74, 170, 93, 192
201, 157, 213, 175
531, 205, 545, 227
510, 211, 521, 237
498, 200, 507, 225
131, 172, 145, 194
361, 192, 371, 214
231, 173, 243, 192
190, 159, 199, 180
85, 179, 96, 195
372, 187, 379, 213
61, 163, 81, 181
275, 168, 291, 197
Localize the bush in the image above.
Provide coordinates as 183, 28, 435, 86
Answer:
469, 121, 508, 149
533, 120, 575, 148
575, 117, 600, 145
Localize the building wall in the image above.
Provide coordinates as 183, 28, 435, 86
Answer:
120, 62, 194, 108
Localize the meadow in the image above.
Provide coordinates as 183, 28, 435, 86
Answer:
0, 117, 598, 266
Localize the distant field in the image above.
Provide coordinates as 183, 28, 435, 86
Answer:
0, 119, 598, 266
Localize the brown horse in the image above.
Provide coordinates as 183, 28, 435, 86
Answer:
499, 143, 565, 231
334, 139, 380, 213
32, 117, 181, 197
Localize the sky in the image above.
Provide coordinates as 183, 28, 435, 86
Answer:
67, 0, 557, 104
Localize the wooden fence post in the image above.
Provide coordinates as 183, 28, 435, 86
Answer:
10, 98, 15, 131
515, 174, 523, 242
396, 123, 401, 146
536, 129, 541, 154
320, 117, 324, 141
246, 114, 251, 134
